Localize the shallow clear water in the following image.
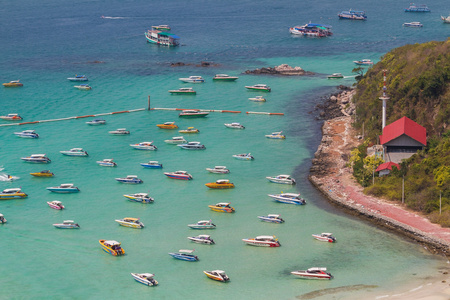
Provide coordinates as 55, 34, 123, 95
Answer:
1, 0, 448, 299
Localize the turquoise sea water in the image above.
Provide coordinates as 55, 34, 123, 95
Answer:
1, 1, 449, 299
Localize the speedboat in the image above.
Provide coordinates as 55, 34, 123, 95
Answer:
338, 9, 367, 20
291, 268, 333, 280
353, 59, 373, 65
67, 75, 88, 81
60, 148, 88, 156
131, 273, 158, 286
208, 202, 235, 213
115, 217, 145, 229
188, 220, 216, 229
0, 174, 18, 182
266, 174, 296, 184
0, 113, 23, 121
177, 141, 206, 150
140, 161, 163, 168
312, 233, 336, 243
232, 153, 254, 160
86, 119, 106, 125
123, 193, 154, 203
21, 154, 51, 163
242, 235, 281, 247
268, 193, 306, 205
164, 136, 187, 144
74, 84, 92, 90
442, 15, 450, 23
258, 214, 285, 223
205, 179, 235, 189
179, 76, 205, 83
404, 4, 430, 12
403, 21, 423, 27
47, 184, 80, 193
188, 235, 215, 245
179, 127, 199, 133
96, 159, 117, 167
169, 87, 196, 94
245, 84, 271, 92
0, 213, 6, 224
30, 170, 54, 177
3, 80, 23, 87
115, 175, 143, 184
168, 249, 199, 261
109, 128, 130, 135
14, 130, 39, 138
53, 220, 80, 229
203, 270, 230, 282
152, 24, 171, 30
289, 23, 333, 37
224, 122, 245, 129
156, 122, 178, 129
327, 73, 344, 79
47, 200, 65, 210
130, 141, 157, 150
248, 96, 266, 102
164, 170, 193, 180
0, 188, 28, 200
206, 166, 230, 174
265, 131, 286, 139
179, 110, 209, 118
213, 74, 238, 81
99, 240, 125, 256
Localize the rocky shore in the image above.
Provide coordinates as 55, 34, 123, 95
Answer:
244, 64, 314, 76
309, 87, 450, 257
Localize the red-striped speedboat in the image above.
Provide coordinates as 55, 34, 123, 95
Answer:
291, 268, 333, 280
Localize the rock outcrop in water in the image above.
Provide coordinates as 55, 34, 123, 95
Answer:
244, 64, 314, 76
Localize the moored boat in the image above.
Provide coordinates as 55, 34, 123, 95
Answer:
0, 113, 23, 121
289, 23, 333, 37
14, 130, 39, 138
213, 74, 238, 81
242, 235, 281, 247
140, 161, 163, 168
188, 220, 216, 229
177, 141, 206, 150
109, 128, 130, 135
248, 96, 266, 102
205, 179, 235, 189
99, 240, 125, 256
130, 141, 157, 150
441, 15, 450, 23
164, 136, 187, 144
86, 119, 106, 125
291, 268, 333, 280
0, 188, 28, 200
53, 220, 80, 229
224, 122, 245, 129
353, 59, 373, 65
74, 84, 92, 90
245, 84, 271, 92
403, 21, 423, 27
30, 170, 54, 177
203, 270, 230, 282
156, 122, 178, 129
21, 154, 51, 163
232, 153, 254, 160
179, 110, 209, 118
268, 193, 306, 205
258, 214, 285, 223
208, 202, 235, 213
338, 9, 367, 20
179, 76, 205, 83
131, 273, 158, 286
312, 233, 337, 243
168, 249, 199, 261
206, 166, 230, 174
152, 24, 170, 31
115, 217, 144, 229
169, 87, 196, 94
115, 175, 143, 184
265, 131, 286, 139
164, 170, 193, 180
179, 127, 200, 133
188, 235, 215, 245
47, 200, 65, 210
327, 73, 344, 79
46, 183, 80, 193
145, 29, 180, 46
67, 75, 88, 81
96, 159, 117, 167
266, 174, 296, 184
3, 80, 23, 87
123, 193, 154, 203
404, 4, 430, 12
0, 213, 6, 223
60, 148, 88, 156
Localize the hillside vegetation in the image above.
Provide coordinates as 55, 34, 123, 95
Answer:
350, 39, 450, 226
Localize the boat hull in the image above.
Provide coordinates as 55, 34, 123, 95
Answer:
242, 240, 280, 247
203, 271, 229, 282
47, 202, 64, 210
169, 253, 199, 261
188, 225, 216, 229
179, 113, 209, 118
124, 195, 154, 203
291, 271, 333, 280
205, 183, 234, 189
115, 221, 144, 229
188, 237, 214, 244
30, 172, 54, 177
258, 216, 284, 223
0, 193, 28, 200
208, 206, 235, 213
131, 273, 158, 286
140, 163, 163, 169
46, 188, 79, 193
99, 240, 125, 256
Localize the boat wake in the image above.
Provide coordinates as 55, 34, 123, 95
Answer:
0, 173, 20, 181
101, 16, 126, 19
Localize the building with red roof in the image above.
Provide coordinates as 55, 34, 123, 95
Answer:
376, 161, 401, 176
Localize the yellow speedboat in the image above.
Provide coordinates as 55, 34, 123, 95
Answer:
205, 179, 235, 189
3, 80, 23, 87
99, 240, 125, 256
179, 127, 199, 133
30, 170, 54, 177
0, 188, 28, 200
115, 217, 144, 229
208, 202, 235, 213
156, 122, 178, 129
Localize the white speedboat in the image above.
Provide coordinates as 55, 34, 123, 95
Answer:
96, 159, 117, 167
353, 59, 373, 65
177, 141, 206, 150
403, 21, 423, 27
164, 170, 193, 180
164, 136, 187, 144
213, 74, 238, 81
74, 84, 92, 90
115, 175, 143, 184
0, 113, 23, 121
291, 268, 333, 280
115, 217, 144, 229
257, 214, 285, 223
140, 161, 163, 169
179, 76, 205, 83
265, 131, 286, 139
130, 142, 157, 150
179, 110, 209, 118
109, 128, 130, 135
188, 220, 216, 229
232, 153, 254, 160
266, 174, 295, 184
248, 96, 266, 102
168, 249, 199, 261
46, 183, 80, 193
242, 235, 281, 247
442, 15, 450, 23
21, 154, 51, 163
86, 119, 105, 125
312, 233, 336, 243
53, 220, 80, 229
131, 273, 158, 286
268, 193, 306, 205
169, 87, 196, 94
60, 148, 88, 156
224, 122, 245, 129
245, 84, 271, 92
47, 200, 65, 210
187, 235, 215, 244
67, 75, 88, 81
203, 270, 230, 282
14, 130, 39, 138
123, 193, 154, 203
206, 166, 230, 174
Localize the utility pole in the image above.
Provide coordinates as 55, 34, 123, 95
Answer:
402, 175, 405, 204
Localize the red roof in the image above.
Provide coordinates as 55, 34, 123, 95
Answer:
379, 116, 426, 146
376, 162, 401, 172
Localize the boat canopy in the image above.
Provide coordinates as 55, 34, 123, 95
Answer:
159, 32, 180, 39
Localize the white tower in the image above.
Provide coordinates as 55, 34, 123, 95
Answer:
379, 69, 390, 129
